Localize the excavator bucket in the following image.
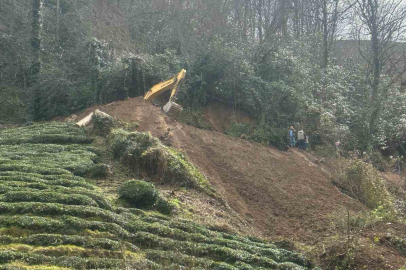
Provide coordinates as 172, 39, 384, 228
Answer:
163, 101, 183, 119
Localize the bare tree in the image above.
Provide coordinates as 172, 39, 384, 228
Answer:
354, 0, 406, 137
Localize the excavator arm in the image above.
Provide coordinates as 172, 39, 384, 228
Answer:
144, 69, 186, 102
143, 69, 187, 119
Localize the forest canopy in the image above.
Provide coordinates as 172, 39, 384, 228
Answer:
1, 0, 406, 154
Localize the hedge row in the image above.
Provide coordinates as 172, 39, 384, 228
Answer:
0, 199, 309, 266
0, 213, 309, 268
0, 203, 127, 228
0, 234, 137, 252
0, 250, 123, 269
0, 192, 99, 207
0, 123, 92, 145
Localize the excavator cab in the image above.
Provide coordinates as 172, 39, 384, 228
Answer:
144, 69, 186, 119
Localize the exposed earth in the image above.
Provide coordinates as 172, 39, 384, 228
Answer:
74, 97, 406, 269
76, 98, 364, 242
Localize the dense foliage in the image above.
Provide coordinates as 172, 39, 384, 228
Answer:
1, 0, 406, 153
118, 180, 159, 207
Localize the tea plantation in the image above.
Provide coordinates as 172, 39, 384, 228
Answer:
0, 123, 318, 270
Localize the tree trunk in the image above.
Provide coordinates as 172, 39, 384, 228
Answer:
56, 0, 60, 37
176, 0, 183, 55
30, 0, 43, 120
279, 0, 289, 38
257, 0, 263, 43
322, 0, 328, 69
30, 0, 43, 85
369, 8, 381, 137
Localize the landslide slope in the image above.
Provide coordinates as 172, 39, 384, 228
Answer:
77, 97, 365, 243
0, 123, 316, 270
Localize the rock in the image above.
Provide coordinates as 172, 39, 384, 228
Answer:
76, 109, 115, 136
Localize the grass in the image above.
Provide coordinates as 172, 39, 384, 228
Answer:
0, 123, 316, 269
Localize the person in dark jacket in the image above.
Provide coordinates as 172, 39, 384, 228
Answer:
288, 126, 296, 147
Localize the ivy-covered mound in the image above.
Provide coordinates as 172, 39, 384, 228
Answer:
0, 123, 318, 270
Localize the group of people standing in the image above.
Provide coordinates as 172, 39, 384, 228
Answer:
288, 126, 309, 150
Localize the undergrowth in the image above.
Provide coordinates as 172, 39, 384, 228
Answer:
226, 122, 289, 150
0, 122, 318, 269
333, 159, 396, 221
179, 108, 212, 130
109, 129, 216, 196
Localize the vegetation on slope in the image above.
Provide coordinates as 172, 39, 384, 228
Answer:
109, 129, 216, 196
0, 123, 319, 270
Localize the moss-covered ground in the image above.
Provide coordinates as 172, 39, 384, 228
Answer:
0, 123, 318, 269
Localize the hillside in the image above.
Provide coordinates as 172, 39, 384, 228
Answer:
1, 99, 406, 269
76, 98, 365, 244
71, 97, 406, 269
0, 122, 318, 269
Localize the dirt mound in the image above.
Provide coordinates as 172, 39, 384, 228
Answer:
76, 97, 364, 244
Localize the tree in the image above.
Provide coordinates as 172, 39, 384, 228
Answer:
354, 0, 406, 141
30, 0, 44, 120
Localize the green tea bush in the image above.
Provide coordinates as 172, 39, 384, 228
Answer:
145, 250, 215, 269
155, 198, 175, 215
118, 180, 159, 208
0, 203, 127, 227
88, 163, 109, 178
0, 191, 98, 207
0, 174, 95, 190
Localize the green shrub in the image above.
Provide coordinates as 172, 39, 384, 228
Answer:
88, 163, 109, 178
155, 198, 175, 215
251, 125, 288, 150
368, 150, 386, 172
226, 123, 251, 138
118, 180, 159, 208
0, 86, 26, 124
109, 129, 158, 160
179, 108, 212, 130
334, 160, 396, 219
227, 123, 288, 150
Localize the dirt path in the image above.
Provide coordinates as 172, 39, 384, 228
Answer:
76, 97, 364, 244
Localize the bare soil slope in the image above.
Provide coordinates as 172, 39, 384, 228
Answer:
77, 97, 365, 244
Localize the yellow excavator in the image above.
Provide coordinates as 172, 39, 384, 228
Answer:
144, 69, 186, 119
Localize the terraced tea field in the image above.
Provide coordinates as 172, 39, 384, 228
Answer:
0, 123, 318, 269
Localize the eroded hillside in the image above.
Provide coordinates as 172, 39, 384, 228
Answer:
0, 123, 317, 270
77, 98, 366, 244
74, 97, 406, 269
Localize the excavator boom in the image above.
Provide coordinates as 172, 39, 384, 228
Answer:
144, 69, 186, 102
144, 69, 186, 119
